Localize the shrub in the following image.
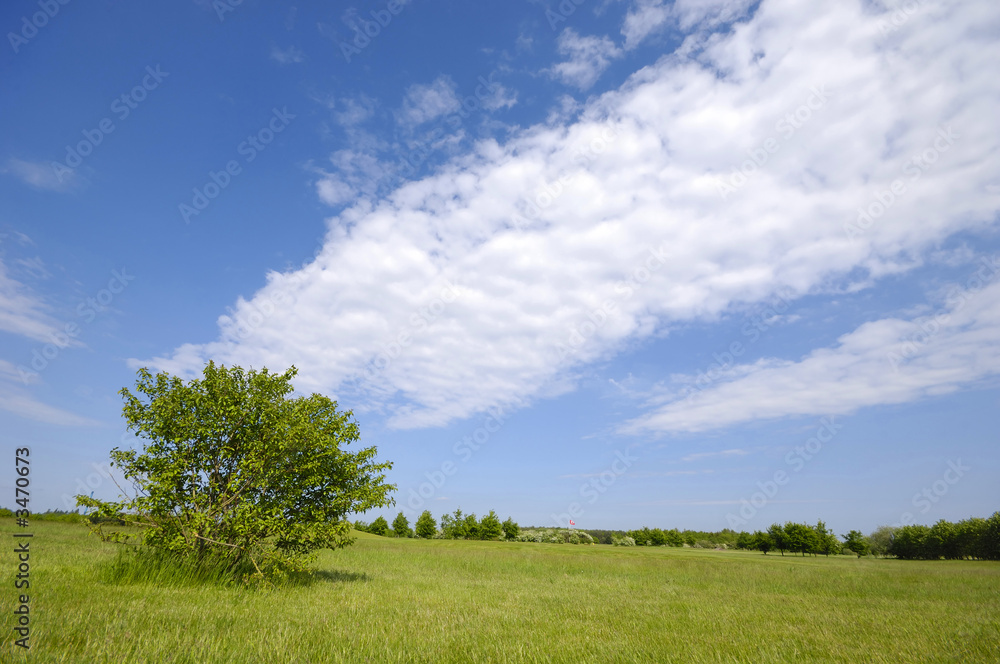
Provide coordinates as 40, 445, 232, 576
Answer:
415, 511, 437, 539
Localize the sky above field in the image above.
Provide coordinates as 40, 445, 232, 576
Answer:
2, 0, 999, 534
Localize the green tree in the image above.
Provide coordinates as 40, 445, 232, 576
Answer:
463, 512, 480, 540
77, 363, 395, 580
752, 531, 773, 554
868, 525, 895, 557
478, 510, 503, 540
501, 517, 519, 540
889, 524, 931, 559
984, 511, 1000, 560
814, 520, 839, 556
368, 516, 390, 537
768, 523, 789, 556
842, 530, 869, 558
441, 509, 467, 539
649, 528, 667, 546
415, 510, 437, 538
392, 511, 412, 538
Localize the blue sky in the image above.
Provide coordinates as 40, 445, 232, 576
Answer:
2, 0, 999, 535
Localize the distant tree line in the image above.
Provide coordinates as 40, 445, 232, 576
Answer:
354, 508, 519, 541
735, 513, 1000, 560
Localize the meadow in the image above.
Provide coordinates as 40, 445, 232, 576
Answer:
2, 519, 998, 663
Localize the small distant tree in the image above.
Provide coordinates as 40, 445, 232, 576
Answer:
392, 512, 411, 538
814, 520, 839, 556
441, 509, 467, 539
479, 510, 502, 540
369, 516, 390, 537
415, 510, 437, 538
868, 525, 895, 557
463, 513, 480, 540
649, 528, 667, 546
768, 523, 789, 556
890, 524, 931, 559
842, 530, 869, 558
502, 517, 519, 541
753, 531, 773, 555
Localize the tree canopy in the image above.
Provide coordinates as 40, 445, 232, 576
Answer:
78, 362, 395, 581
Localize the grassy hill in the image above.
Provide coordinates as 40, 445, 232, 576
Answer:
2, 520, 998, 663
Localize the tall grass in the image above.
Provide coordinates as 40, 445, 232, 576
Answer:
2, 520, 998, 663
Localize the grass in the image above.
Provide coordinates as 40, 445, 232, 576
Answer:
2, 520, 999, 663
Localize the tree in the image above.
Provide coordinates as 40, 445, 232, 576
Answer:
441, 509, 467, 539
842, 530, 870, 558
463, 512, 480, 540
77, 363, 395, 580
868, 525, 895, 557
415, 510, 437, 538
889, 524, 930, 559
502, 517, 519, 541
369, 516, 390, 537
768, 523, 789, 556
752, 531, 773, 555
392, 511, 412, 538
479, 510, 503, 540
814, 520, 839, 556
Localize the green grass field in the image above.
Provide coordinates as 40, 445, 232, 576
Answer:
2, 520, 999, 663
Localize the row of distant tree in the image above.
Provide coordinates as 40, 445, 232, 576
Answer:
355, 509, 520, 541
732, 514, 1000, 560
352, 509, 1000, 560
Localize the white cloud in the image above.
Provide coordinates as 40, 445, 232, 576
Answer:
622, 0, 755, 49
681, 448, 750, 462
0, 259, 66, 344
335, 94, 377, 126
270, 45, 306, 64
0, 363, 100, 427
397, 77, 461, 128
622, 263, 1000, 434
547, 29, 623, 90
141, 0, 1000, 431
3, 158, 77, 192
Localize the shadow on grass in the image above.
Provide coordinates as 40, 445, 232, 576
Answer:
98, 547, 369, 589
289, 569, 370, 586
